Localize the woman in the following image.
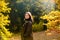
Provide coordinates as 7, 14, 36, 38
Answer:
21, 12, 33, 40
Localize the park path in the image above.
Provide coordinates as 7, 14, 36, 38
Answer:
10, 31, 60, 40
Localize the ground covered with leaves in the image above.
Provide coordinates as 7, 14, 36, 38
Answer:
10, 30, 60, 40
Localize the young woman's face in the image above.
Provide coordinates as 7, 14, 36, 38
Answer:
25, 13, 30, 19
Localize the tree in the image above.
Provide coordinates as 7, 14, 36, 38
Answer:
0, 0, 12, 40
6, 0, 56, 32
55, 0, 60, 10
41, 11, 60, 32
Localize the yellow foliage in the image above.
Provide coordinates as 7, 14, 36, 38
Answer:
0, 0, 11, 13
55, 0, 60, 9
0, 13, 10, 28
0, 31, 9, 40
0, 0, 12, 40
41, 11, 60, 30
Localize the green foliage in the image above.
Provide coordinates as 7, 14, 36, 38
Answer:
32, 21, 44, 32
6, 0, 58, 32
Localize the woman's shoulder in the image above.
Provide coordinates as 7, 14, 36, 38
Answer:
24, 21, 32, 25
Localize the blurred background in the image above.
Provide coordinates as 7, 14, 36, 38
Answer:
0, 0, 60, 40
